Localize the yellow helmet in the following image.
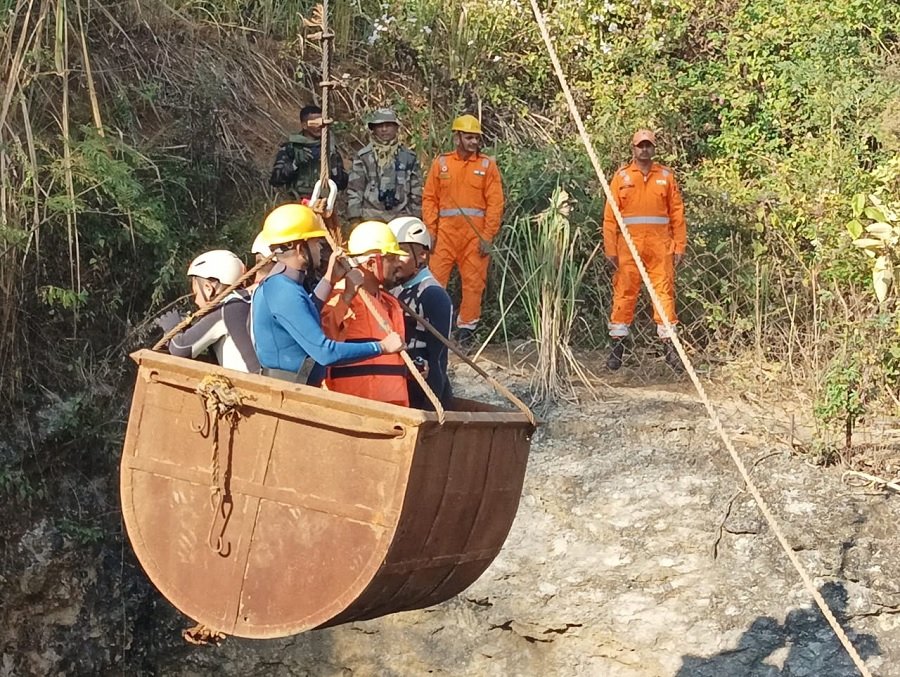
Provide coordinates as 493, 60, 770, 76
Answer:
451, 114, 482, 135
261, 204, 327, 247
347, 220, 405, 257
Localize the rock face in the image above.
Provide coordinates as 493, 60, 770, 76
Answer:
3, 360, 900, 676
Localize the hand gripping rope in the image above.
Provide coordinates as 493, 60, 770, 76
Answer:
528, 1, 873, 674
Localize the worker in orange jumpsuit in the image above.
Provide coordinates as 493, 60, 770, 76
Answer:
603, 129, 686, 371
422, 115, 504, 348
321, 220, 410, 407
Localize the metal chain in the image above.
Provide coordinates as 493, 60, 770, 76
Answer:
528, 2, 873, 675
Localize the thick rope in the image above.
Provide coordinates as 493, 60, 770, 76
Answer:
195, 374, 243, 554
318, 0, 335, 194
151, 253, 276, 351
528, 2, 873, 675
396, 298, 536, 427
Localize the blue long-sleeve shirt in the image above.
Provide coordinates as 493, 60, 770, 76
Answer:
252, 267, 381, 373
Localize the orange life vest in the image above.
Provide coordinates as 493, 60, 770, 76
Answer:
321, 289, 410, 407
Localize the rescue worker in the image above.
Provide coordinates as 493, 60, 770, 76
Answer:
321, 221, 409, 407
389, 216, 453, 410
422, 114, 504, 348
269, 104, 349, 201
347, 108, 422, 223
157, 250, 260, 373
249, 232, 275, 292
603, 129, 686, 371
251, 204, 403, 383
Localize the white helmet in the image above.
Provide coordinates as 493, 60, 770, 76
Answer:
388, 216, 431, 250
251, 232, 272, 256
187, 250, 246, 285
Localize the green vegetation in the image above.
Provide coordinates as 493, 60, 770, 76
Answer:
0, 0, 898, 505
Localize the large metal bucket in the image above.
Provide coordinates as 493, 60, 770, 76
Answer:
120, 350, 534, 639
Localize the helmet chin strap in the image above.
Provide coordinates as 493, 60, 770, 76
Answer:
372, 253, 386, 284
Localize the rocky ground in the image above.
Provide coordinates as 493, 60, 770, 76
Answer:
3, 351, 900, 676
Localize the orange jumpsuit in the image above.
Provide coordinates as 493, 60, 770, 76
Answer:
603, 161, 686, 339
422, 151, 504, 329
321, 286, 409, 407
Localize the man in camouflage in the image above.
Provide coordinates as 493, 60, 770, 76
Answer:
269, 104, 348, 201
347, 108, 422, 224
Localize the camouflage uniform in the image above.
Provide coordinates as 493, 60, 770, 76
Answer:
269, 133, 348, 201
347, 109, 422, 222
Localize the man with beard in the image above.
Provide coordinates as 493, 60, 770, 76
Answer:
347, 108, 422, 223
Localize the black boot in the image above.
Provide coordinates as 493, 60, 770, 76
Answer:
456, 327, 477, 352
606, 340, 625, 371
663, 340, 683, 371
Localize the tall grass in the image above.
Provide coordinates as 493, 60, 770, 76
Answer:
503, 187, 602, 405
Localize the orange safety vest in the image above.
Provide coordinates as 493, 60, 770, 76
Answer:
321, 289, 410, 407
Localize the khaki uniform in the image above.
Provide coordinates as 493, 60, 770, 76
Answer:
347, 144, 422, 221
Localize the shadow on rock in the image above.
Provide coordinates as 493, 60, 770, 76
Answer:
676, 582, 880, 677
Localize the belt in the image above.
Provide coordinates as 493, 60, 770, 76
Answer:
329, 364, 408, 379
261, 360, 314, 384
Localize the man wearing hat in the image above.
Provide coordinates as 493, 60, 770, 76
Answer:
603, 129, 687, 371
347, 108, 422, 223
421, 114, 505, 348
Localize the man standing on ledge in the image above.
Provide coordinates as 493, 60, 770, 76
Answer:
422, 114, 504, 349
603, 129, 686, 371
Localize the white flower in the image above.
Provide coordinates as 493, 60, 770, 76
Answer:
589, 12, 602, 23
492, 55, 502, 62
600, 42, 612, 54
608, 22, 619, 33
423, 25, 432, 34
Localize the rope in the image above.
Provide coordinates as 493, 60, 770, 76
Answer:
318, 0, 335, 194
396, 298, 536, 427
528, 3, 873, 675
182, 623, 226, 646
194, 373, 244, 554
151, 253, 276, 352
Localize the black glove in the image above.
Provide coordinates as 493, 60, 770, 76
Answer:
269, 145, 300, 187
155, 309, 183, 333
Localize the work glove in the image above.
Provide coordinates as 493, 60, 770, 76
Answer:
155, 309, 184, 334
479, 239, 491, 257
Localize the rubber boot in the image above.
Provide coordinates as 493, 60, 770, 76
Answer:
606, 340, 625, 371
663, 340, 683, 371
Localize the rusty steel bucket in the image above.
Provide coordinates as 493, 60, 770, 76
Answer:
120, 350, 534, 639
